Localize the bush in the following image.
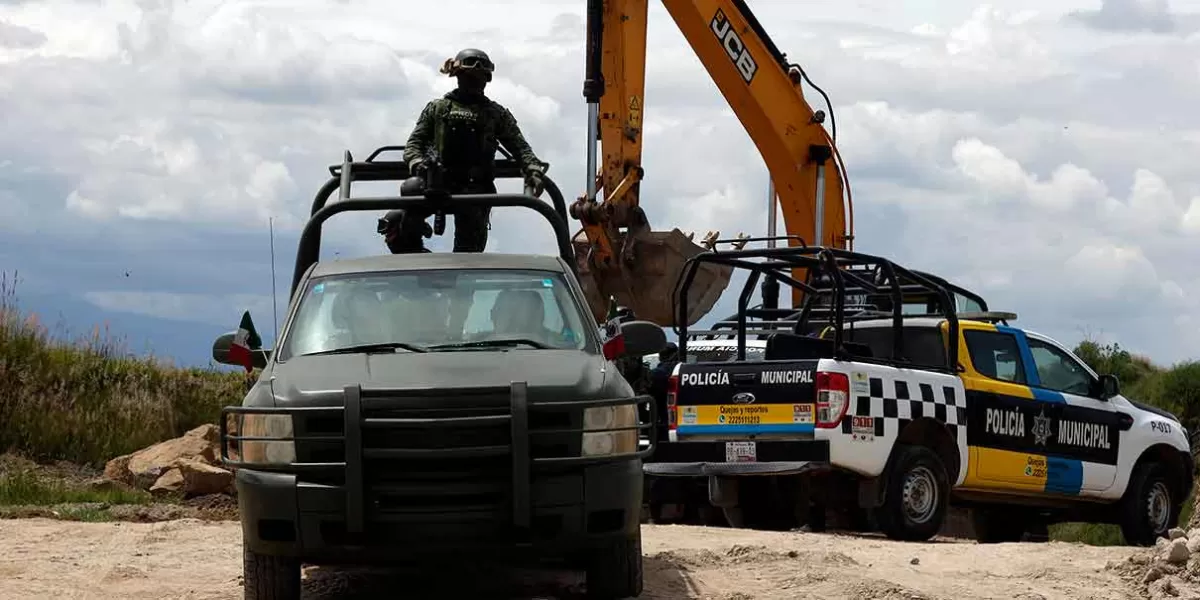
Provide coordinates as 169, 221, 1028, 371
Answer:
0, 272, 245, 467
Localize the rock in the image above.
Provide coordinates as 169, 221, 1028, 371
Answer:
1165, 538, 1192, 564
147, 458, 233, 497
1186, 535, 1200, 554
1171, 528, 1188, 540
1148, 576, 1179, 598
104, 425, 221, 491
149, 468, 185, 496
102, 455, 133, 485
910, 557, 920, 565
174, 458, 233, 496
1189, 528, 1200, 541
1145, 565, 1167, 584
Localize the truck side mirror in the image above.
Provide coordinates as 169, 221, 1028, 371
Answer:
212, 331, 271, 370
618, 321, 667, 357
1098, 374, 1120, 400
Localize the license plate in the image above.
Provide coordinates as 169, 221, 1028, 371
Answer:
725, 441, 756, 462
684, 404, 815, 426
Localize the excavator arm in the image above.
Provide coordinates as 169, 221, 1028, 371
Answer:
569, 0, 854, 324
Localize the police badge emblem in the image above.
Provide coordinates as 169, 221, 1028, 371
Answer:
1032, 407, 1053, 446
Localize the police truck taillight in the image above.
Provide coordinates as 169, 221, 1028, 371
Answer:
815, 371, 849, 428
666, 374, 679, 433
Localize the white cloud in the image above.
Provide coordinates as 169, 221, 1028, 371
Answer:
3, 0, 1200, 364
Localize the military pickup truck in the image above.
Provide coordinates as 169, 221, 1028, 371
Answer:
211, 147, 666, 599
647, 244, 1193, 545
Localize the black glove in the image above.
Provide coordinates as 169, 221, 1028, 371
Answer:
525, 170, 545, 197
410, 160, 428, 177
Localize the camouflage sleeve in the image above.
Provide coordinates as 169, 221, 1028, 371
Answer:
403, 101, 438, 168
494, 104, 549, 175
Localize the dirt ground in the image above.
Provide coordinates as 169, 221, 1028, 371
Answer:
0, 518, 1146, 600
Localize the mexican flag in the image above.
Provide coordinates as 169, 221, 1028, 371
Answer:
228, 311, 262, 372
599, 296, 625, 360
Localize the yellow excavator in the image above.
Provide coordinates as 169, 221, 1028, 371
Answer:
569, 0, 854, 327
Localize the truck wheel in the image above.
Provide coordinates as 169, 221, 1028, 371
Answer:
243, 547, 301, 600
585, 535, 643, 599
1119, 461, 1179, 547
971, 507, 1026, 543
876, 444, 950, 542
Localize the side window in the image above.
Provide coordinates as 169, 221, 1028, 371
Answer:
962, 330, 1026, 384
1027, 338, 1094, 396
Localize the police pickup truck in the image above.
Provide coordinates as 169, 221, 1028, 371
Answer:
649, 245, 1193, 545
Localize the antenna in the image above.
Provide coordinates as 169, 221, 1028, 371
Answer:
269, 216, 279, 345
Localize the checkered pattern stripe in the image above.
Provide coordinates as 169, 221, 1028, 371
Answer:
841, 375, 967, 446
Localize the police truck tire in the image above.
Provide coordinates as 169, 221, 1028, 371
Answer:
585, 535, 643, 599
1119, 461, 1178, 547
243, 548, 301, 600
876, 444, 950, 542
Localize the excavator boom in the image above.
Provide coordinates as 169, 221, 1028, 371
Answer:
570, 0, 854, 323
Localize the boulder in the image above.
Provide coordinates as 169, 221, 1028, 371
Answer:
148, 458, 233, 497
149, 468, 185, 497
175, 458, 234, 496
1164, 538, 1192, 565
104, 424, 221, 491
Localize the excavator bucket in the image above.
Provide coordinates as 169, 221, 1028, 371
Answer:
572, 228, 733, 327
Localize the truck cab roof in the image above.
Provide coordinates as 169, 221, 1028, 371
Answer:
308, 252, 572, 278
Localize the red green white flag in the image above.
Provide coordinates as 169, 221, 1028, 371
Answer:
600, 296, 625, 360
228, 311, 262, 372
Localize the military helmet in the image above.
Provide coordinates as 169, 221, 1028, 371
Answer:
453, 48, 494, 72
377, 209, 406, 234
442, 48, 494, 82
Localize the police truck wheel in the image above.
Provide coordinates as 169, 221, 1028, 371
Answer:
1119, 461, 1178, 547
877, 444, 950, 542
585, 535, 643, 599
243, 548, 301, 600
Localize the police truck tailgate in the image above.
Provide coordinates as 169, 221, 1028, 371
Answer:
674, 360, 819, 441
645, 359, 834, 474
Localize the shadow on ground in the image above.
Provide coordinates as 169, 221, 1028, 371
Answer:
299, 555, 701, 599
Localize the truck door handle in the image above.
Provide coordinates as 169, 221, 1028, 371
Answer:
732, 373, 756, 385
1117, 412, 1134, 431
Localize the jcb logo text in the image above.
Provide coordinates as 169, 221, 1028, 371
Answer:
710, 9, 758, 84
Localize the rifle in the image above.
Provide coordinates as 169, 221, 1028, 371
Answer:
418, 148, 451, 237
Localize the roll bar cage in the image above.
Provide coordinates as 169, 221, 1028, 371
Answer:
291, 145, 574, 298
674, 242, 962, 371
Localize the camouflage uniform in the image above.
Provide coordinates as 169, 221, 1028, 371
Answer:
398, 87, 548, 253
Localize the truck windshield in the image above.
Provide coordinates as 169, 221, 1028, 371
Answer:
279, 269, 591, 359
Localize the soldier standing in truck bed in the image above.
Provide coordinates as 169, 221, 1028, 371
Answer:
390, 48, 550, 254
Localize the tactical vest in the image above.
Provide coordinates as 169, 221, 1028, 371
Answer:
432, 98, 495, 183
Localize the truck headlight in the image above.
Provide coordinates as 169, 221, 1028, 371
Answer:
227, 413, 296, 465
582, 404, 639, 457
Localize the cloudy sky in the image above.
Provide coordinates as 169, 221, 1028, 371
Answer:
2, 0, 1199, 367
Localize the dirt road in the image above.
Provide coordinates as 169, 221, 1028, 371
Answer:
0, 518, 1145, 599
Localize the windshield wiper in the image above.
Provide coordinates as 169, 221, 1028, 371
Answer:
303, 342, 427, 356
427, 338, 551, 350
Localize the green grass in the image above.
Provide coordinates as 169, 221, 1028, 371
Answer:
0, 470, 150, 506
0, 271, 246, 467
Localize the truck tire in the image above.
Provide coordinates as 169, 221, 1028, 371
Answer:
1119, 461, 1179, 547
585, 535, 643, 599
243, 547, 301, 600
876, 444, 950, 542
